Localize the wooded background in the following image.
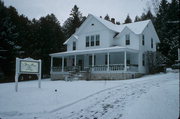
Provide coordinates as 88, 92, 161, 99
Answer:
0, 0, 179, 82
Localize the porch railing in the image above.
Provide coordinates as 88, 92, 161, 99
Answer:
52, 67, 62, 72
93, 65, 107, 71
127, 64, 138, 72
109, 64, 124, 71
52, 64, 138, 72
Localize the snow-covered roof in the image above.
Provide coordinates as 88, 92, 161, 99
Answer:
63, 34, 78, 45
50, 46, 139, 57
64, 14, 151, 45
91, 14, 150, 34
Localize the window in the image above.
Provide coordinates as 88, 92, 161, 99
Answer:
73, 41, 76, 50
127, 59, 130, 64
96, 35, 100, 46
86, 36, 89, 47
105, 54, 107, 65
91, 36, 94, 46
86, 35, 100, 47
126, 34, 130, 45
142, 35, 145, 45
142, 54, 145, 66
94, 55, 96, 65
151, 38, 153, 48
89, 55, 92, 66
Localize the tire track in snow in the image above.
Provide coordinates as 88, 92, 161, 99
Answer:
49, 78, 171, 119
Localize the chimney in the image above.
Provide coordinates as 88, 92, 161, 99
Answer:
111, 18, 115, 24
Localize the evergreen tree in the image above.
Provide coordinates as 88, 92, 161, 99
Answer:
141, 10, 155, 22
154, 0, 179, 64
62, 5, 84, 39
134, 15, 141, 22
30, 14, 65, 74
0, 0, 66, 81
124, 14, 132, 24
0, 1, 19, 82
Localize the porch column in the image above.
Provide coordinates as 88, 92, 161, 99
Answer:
107, 52, 110, 71
51, 57, 53, 72
62, 57, 64, 72
124, 51, 127, 71
92, 54, 94, 71
74, 55, 77, 67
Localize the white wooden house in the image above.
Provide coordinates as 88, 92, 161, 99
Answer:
50, 14, 160, 80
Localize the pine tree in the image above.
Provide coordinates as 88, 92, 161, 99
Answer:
134, 16, 141, 22
62, 5, 84, 39
154, 0, 180, 64
124, 14, 132, 24
140, 10, 154, 22
0, 1, 19, 82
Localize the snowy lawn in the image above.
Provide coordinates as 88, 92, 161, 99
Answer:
0, 72, 179, 119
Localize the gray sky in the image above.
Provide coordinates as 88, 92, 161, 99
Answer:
3, 0, 153, 25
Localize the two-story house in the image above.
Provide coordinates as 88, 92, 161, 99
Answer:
49, 14, 160, 80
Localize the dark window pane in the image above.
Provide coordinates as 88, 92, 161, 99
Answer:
151, 38, 153, 48
91, 36, 94, 46
96, 35, 100, 46
86, 36, 89, 47
73, 41, 76, 50
126, 34, 130, 45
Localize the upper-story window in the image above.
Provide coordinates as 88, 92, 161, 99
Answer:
91, 36, 94, 46
151, 38, 153, 48
96, 35, 100, 46
73, 41, 76, 50
142, 34, 145, 46
85, 34, 100, 47
125, 34, 130, 45
86, 36, 89, 47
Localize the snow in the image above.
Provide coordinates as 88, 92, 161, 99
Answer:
91, 14, 150, 34
0, 72, 179, 119
62, 14, 150, 46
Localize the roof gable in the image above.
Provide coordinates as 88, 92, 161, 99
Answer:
63, 14, 157, 44
92, 14, 150, 34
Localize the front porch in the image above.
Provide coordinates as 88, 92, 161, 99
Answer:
50, 47, 141, 80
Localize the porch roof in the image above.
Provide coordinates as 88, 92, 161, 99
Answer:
50, 46, 139, 57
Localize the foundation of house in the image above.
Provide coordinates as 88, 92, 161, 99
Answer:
51, 72, 143, 80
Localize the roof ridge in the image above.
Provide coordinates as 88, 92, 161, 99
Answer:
90, 14, 150, 34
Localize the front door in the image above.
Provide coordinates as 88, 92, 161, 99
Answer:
78, 59, 84, 71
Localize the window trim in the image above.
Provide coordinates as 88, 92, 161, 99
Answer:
91, 35, 94, 46
95, 35, 100, 46
86, 34, 100, 47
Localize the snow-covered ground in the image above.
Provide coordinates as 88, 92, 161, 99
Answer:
0, 72, 179, 119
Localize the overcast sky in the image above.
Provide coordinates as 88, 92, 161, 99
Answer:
3, 0, 154, 24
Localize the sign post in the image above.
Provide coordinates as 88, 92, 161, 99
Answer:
15, 58, 42, 92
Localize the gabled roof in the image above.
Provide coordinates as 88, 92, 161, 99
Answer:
63, 34, 78, 45
64, 14, 155, 44
91, 14, 150, 34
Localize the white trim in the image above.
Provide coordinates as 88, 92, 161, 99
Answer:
124, 51, 127, 71
107, 52, 110, 71
74, 55, 77, 66
50, 46, 139, 57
